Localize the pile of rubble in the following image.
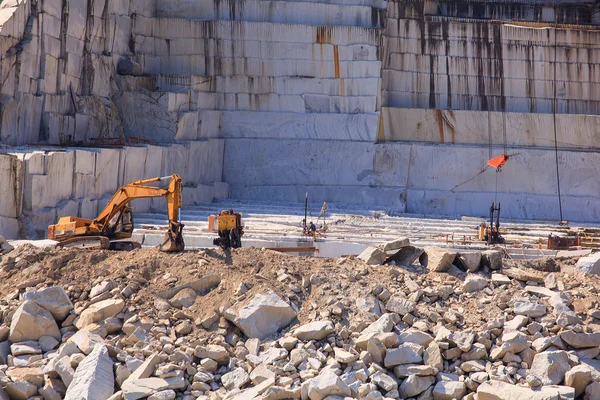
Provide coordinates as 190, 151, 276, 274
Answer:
0, 240, 599, 399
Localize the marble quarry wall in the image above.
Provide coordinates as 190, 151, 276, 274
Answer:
2, 0, 600, 239
0, 142, 227, 239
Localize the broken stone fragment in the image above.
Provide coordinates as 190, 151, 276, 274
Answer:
560, 331, 600, 349
221, 367, 250, 390
385, 296, 415, 315
528, 350, 572, 385
357, 246, 387, 265
224, 291, 297, 339
75, 299, 125, 329
377, 238, 409, 252
481, 250, 503, 270
457, 252, 482, 272
514, 301, 546, 318
169, 288, 197, 309
399, 374, 435, 398
9, 300, 61, 342
576, 252, 600, 275
5, 381, 37, 400
423, 247, 456, 272
462, 274, 488, 292
305, 369, 351, 400
432, 380, 467, 400
384, 344, 423, 367
477, 380, 575, 400
22, 286, 74, 321
293, 320, 334, 341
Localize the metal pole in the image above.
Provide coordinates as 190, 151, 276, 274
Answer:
304, 193, 308, 232
553, 13, 564, 223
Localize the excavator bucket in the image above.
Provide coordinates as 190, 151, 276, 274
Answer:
159, 222, 185, 252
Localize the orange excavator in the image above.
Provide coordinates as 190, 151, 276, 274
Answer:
48, 175, 184, 252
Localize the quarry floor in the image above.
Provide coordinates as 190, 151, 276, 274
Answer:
131, 199, 591, 259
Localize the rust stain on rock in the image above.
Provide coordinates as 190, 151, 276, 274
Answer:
435, 109, 445, 143
333, 45, 340, 79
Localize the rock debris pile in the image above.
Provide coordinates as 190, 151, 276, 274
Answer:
0, 241, 598, 399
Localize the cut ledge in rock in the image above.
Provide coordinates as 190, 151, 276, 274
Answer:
224, 291, 297, 339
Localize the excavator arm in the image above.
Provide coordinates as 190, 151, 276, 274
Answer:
48, 174, 184, 252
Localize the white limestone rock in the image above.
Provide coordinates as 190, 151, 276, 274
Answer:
560, 331, 600, 349
64, 344, 113, 400
377, 238, 409, 251
432, 381, 467, 400
358, 246, 387, 265
529, 350, 572, 385
22, 286, 74, 320
221, 367, 250, 390
514, 301, 547, 318
385, 296, 415, 315
224, 291, 297, 339
462, 274, 488, 292
306, 369, 351, 400
576, 252, 600, 275
9, 300, 61, 342
477, 380, 575, 400
423, 247, 456, 272
5, 381, 37, 400
293, 320, 334, 341
457, 252, 482, 272
399, 375, 435, 398
384, 344, 423, 367
75, 299, 125, 329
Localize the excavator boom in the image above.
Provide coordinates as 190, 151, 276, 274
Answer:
48, 174, 184, 252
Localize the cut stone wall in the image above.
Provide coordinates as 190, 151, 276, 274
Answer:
1, 142, 227, 239
225, 139, 600, 222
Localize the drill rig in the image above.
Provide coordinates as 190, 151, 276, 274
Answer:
48, 175, 185, 252
211, 210, 244, 249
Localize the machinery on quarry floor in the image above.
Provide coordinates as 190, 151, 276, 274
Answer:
479, 202, 504, 245
210, 210, 244, 249
48, 175, 185, 252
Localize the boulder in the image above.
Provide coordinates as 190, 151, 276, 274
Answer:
358, 246, 387, 265
333, 347, 358, 364
576, 252, 600, 275
6, 367, 44, 387
22, 286, 73, 321
399, 375, 435, 398
385, 297, 415, 315
565, 365, 592, 397
560, 331, 600, 349
422, 247, 456, 272
462, 275, 488, 292
169, 288, 197, 309
384, 344, 423, 367
356, 296, 382, 316
424, 342, 443, 370
377, 238, 409, 251
457, 252, 482, 272
121, 378, 170, 400
75, 299, 125, 329
387, 246, 425, 267
371, 370, 397, 392
195, 345, 229, 364
224, 291, 296, 339
9, 300, 61, 342
586, 382, 600, 400
148, 390, 176, 400
398, 330, 434, 347
293, 320, 334, 341
432, 381, 466, 400
360, 313, 395, 336
514, 301, 547, 318
529, 350, 572, 385
448, 331, 476, 352
64, 345, 114, 400
477, 380, 575, 400
221, 367, 250, 390
4, 382, 37, 400
68, 330, 104, 354
482, 250, 503, 270
306, 369, 351, 400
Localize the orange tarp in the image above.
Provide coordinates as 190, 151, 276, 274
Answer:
488, 154, 509, 169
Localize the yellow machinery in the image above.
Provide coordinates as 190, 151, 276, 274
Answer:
48, 175, 184, 252
210, 209, 243, 249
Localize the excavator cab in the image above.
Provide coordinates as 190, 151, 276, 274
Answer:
107, 207, 134, 239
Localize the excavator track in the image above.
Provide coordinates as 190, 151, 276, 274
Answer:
56, 236, 111, 250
